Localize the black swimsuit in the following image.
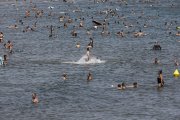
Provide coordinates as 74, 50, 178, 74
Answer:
157, 77, 161, 84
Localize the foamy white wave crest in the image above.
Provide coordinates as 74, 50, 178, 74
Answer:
63, 54, 105, 64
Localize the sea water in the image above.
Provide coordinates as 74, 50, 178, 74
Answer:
0, 0, 180, 120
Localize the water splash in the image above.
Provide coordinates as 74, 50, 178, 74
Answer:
63, 54, 105, 64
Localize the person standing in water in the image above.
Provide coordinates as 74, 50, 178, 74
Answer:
86, 38, 94, 61
157, 70, 164, 87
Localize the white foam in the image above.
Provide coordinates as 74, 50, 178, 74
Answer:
63, 54, 105, 65
0, 56, 3, 65
48, 6, 54, 9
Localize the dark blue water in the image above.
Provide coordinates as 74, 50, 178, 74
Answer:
0, 0, 180, 120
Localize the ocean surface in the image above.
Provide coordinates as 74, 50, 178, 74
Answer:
0, 0, 180, 120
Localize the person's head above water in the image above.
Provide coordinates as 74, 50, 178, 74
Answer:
87, 72, 92, 80
117, 83, 126, 90
154, 58, 159, 64
159, 70, 162, 74
117, 84, 122, 88
32, 93, 39, 103
133, 82, 138, 88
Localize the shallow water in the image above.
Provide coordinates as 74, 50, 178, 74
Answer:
0, 0, 180, 120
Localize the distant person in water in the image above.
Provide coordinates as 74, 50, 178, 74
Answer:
25, 10, 30, 18
8, 24, 18, 29
76, 42, 80, 48
87, 38, 93, 48
0, 32, 4, 43
176, 31, 180, 36
3, 55, 8, 66
154, 58, 160, 64
32, 93, 39, 104
157, 70, 164, 87
86, 47, 90, 61
153, 41, 161, 50
117, 82, 126, 90
174, 59, 179, 66
133, 82, 138, 88
87, 72, 92, 81
5, 41, 13, 53
134, 30, 145, 37
62, 73, 67, 80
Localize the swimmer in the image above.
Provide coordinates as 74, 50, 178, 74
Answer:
143, 24, 147, 28
87, 38, 94, 48
32, 93, 39, 104
176, 31, 180, 36
36, 10, 43, 18
71, 30, 77, 37
116, 31, 125, 37
8, 24, 18, 29
133, 82, 138, 88
19, 20, 23, 25
134, 30, 145, 37
0, 32, 4, 42
117, 84, 123, 90
79, 21, 83, 27
32, 21, 37, 28
68, 18, 73, 23
59, 16, 65, 22
87, 72, 92, 80
174, 59, 179, 66
157, 70, 164, 87
23, 26, 33, 32
117, 82, 126, 90
76, 42, 80, 48
64, 23, 67, 28
25, 10, 30, 17
153, 41, 161, 50
154, 58, 160, 64
62, 73, 67, 80
3, 55, 8, 65
6, 41, 13, 53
